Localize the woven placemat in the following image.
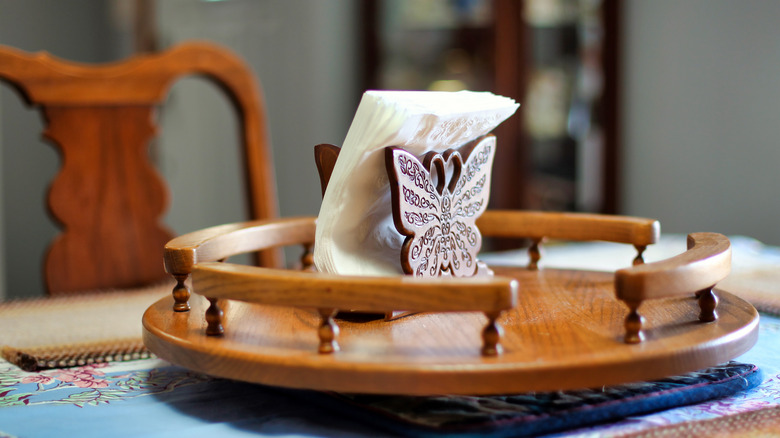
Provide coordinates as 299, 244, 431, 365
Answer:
309, 362, 761, 437
719, 268, 780, 316
0, 283, 171, 371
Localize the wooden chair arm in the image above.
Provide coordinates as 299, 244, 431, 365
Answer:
163, 216, 316, 275
193, 262, 517, 313
477, 210, 660, 246
615, 232, 731, 302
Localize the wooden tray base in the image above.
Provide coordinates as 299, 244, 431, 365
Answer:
143, 266, 758, 396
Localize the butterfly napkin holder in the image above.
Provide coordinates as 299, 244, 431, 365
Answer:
318, 134, 496, 281
306, 135, 508, 352
385, 137, 495, 279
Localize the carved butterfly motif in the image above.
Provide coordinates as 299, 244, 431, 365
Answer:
386, 135, 495, 277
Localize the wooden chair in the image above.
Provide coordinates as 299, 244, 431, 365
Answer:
0, 42, 280, 296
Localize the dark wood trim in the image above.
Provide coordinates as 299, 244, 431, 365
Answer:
601, 0, 621, 214
358, 0, 620, 217
359, 0, 380, 91
133, 0, 158, 53
492, 0, 530, 211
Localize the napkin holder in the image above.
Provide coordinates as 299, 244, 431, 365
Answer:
316, 135, 495, 280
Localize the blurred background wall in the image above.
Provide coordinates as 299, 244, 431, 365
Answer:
621, 0, 780, 246
0, 0, 778, 300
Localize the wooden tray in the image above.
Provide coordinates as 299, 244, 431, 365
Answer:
142, 266, 757, 395
143, 212, 759, 395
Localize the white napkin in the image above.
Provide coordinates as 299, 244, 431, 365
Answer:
314, 90, 519, 276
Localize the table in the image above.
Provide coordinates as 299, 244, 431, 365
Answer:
2, 235, 779, 437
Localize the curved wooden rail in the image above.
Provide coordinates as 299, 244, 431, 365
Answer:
615, 232, 731, 343
194, 263, 517, 355
477, 210, 660, 244
194, 263, 516, 313
477, 210, 660, 269
163, 217, 315, 311
164, 211, 661, 276
163, 211, 660, 313
164, 217, 316, 274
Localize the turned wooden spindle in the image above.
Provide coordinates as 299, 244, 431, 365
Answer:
623, 300, 645, 344
481, 311, 504, 356
172, 273, 191, 312
301, 243, 315, 271
204, 258, 228, 335
633, 245, 647, 266
205, 297, 224, 336
698, 287, 719, 322
528, 238, 543, 271
317, 308, 340, 354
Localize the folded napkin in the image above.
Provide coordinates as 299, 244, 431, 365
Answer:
314, 90, 518, 276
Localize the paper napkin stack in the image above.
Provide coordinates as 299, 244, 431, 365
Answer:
314, 90, 519, 276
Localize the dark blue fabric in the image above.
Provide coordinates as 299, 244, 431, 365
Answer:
306, 362, 761, 437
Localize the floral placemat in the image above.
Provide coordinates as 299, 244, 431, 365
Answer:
0, 359, 208, 408
0, 357, 389, 438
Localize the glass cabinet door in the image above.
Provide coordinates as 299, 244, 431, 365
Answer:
361, 0, 620, 216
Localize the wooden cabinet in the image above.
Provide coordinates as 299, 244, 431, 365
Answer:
361, 0, 621, 215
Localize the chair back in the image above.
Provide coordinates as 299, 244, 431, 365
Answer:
0, 42, 279, 295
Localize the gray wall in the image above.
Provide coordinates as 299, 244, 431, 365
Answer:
621, 0, 780, 244
154, 0, 359, 236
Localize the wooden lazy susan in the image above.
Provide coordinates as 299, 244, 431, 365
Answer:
143, 212, 758, 396
143, 139, 758, 395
